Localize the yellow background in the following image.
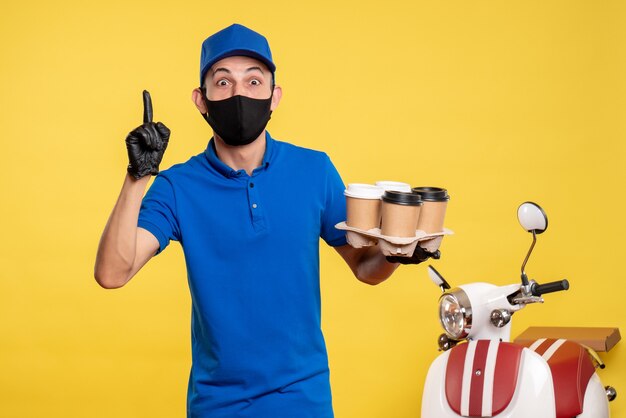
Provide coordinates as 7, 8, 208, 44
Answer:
1, 1, 625, 417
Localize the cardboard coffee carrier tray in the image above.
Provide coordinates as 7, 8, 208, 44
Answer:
335, 222, 453, 256
514, 326, 621, 352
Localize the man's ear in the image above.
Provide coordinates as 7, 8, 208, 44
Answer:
192, 88, 207, 114
270, 85, 282, 111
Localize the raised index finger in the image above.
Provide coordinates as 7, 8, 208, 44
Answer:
143, 90, 153, 124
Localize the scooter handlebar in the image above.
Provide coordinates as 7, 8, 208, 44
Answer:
531, 279, 570, 296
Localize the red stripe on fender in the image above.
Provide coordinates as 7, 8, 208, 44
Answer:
469, 340, 490, 416
492, 342, 525, 415
445, 343, 468, 415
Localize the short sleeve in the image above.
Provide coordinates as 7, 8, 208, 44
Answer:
137, 173, 181, 255
320, 154, 348, 247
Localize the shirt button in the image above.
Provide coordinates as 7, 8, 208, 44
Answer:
250, 183, 255, 188
252, 203, 258, 209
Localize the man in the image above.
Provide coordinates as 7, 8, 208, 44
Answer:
95, 24, 431, 418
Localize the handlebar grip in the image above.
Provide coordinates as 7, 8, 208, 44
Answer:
532, 279, 570, 296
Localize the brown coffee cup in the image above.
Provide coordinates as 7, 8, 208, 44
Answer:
411, 187, 450, 233
380, 191, 423, 237
344, 184, 384, 230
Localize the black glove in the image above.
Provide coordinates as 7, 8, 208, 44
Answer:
386, 246, 441, 265
126, 90, 170, 179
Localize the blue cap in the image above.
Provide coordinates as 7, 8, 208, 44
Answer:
199, 24, 276, 86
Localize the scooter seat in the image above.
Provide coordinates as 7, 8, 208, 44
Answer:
522, 338, 596, 418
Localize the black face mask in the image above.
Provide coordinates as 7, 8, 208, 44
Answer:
201, 89, 273, 146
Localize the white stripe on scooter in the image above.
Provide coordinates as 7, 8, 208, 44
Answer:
528, 338, 546, 352
461, 341, 477, 416
481, 340, 499, 417
542, 339, 566, 361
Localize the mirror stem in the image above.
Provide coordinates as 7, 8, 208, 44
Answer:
520, 230, 537, 286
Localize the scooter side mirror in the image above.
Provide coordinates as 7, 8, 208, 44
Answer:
517, 202, 548, 234
517, 202, 548, 286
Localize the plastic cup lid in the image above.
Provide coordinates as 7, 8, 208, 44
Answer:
411, 187, 450, 201
375, 181, 412, 193
381, 190, 423, 206
344, 183, 384, 199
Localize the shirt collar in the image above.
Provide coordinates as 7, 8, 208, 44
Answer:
204, 131, 275, 178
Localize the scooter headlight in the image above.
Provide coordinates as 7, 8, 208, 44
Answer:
438, 289, 472, 339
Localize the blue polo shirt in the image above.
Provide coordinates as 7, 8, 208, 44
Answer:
138, 132, 347, 418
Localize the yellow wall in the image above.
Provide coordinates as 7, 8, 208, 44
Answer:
1, 1, 624, 416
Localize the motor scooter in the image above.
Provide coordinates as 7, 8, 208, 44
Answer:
421, 202, 618, 417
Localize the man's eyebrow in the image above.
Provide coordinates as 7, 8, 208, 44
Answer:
245, 66, 265, 74
211, 66, 265, 77
212, 67, 231, 77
